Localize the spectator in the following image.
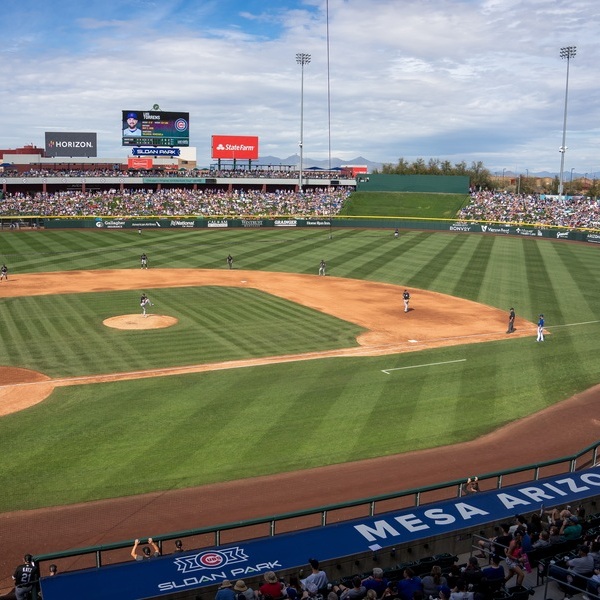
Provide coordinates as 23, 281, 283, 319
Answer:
478, 523, 512, 559
338, 576, 367, 600
464, 477, 480, 495
397, 568, 423, 600
362, 567, 389, 598
131, 537, 160, 560
461, 557, 482, 589
548, 525, 567, 545
301, 559, 328, 594
258, 571, 286, 599
449, 580, 473, 600
285, 576, 302, 600
561, 515, 583, 541
481, 554, 505, 584
582, 566, 600, 600
174, 539, 184, 553
532, 530, 551, 548
421, 565, 447, 599
438, 586, 451, 600
567, 545, 595, 575
504, 530, 525, 586
235, 579, 256, 600
216, 580, 237, 600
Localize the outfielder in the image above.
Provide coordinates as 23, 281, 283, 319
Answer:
319, 260, 326, 276
0, 264, 7, 281
403, 289, 410, 313
140, 293, 153, 317
537, 314, 545, 342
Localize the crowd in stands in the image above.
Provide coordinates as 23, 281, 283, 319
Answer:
0, 188, 351, 217
458, 190, 600, 229
1, 167, 349, 180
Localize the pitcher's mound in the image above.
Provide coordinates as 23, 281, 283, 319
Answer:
103, 314, 178, 330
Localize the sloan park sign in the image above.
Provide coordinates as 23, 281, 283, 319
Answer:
40, 466, 600, 600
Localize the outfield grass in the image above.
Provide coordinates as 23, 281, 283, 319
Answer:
1, 227, 600, 512
339, 191, 470, 217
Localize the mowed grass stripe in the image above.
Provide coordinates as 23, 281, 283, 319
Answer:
0, 287, 364, 377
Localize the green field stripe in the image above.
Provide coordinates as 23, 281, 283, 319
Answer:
407, 234, 471, 289
546, 243, 600, 321
448, 235, 496, 299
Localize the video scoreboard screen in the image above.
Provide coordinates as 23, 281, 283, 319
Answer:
122, 110, 189, 147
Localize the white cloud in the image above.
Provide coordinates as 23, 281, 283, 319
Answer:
0, 0, 598, 174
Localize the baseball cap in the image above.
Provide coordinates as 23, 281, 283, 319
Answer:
126, 112, 138, 119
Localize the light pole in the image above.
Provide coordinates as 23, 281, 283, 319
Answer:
296, 52, 311, 193
558, 46, 576, 199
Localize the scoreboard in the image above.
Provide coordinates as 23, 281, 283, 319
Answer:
122, 110, 189, 147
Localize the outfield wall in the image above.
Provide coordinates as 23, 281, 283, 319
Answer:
37, 216, 600, 244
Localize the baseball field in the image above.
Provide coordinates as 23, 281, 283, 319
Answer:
1, 215, 600, 586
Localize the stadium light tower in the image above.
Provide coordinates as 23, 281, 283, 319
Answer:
558, 46, 576, 199
296, 52, 311, 193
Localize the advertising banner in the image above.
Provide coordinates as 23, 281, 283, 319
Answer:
122, 110, 190, 147
211, 135, 259, 160
45, 132, 97, 157
40, 467, 600, 600
132, 148, 181, 156
127, 157, 153, 170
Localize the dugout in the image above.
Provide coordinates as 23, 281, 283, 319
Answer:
36, 461, 600, 600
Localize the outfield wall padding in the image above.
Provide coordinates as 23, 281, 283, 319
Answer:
40, 216, 600, 243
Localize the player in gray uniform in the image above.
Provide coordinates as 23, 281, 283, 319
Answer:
227, 254, 234, 269
0, 264, 7, 281
403, 289, 410, 313
507, 307, 516, 333
140, 253, 148, 269
140, 293, 152, 317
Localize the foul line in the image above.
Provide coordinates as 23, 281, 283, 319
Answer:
381, 358, 466, 375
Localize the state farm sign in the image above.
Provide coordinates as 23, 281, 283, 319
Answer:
211, 135, 259, 160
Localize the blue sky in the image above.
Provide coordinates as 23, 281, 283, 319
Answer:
1, 0, 599, 174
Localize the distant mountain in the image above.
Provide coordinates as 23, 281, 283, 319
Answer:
256, 154, 383, 171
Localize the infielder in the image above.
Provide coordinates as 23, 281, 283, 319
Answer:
140, 253, 148, 269
140, 293, 153, 317
403, 289, 410, 313
226, 254, 234, 269
537, 314, 545, 342
0, 264, 7, 281
507, 307, 516, 334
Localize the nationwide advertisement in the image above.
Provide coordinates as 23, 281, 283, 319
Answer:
211, 135, 259, 160
122, 110, 190, 147
45, 132, 97, 157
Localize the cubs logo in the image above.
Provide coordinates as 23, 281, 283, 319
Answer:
174, 546, 248, 574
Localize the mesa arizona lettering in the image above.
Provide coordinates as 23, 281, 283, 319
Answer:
354, 472, 600, 543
